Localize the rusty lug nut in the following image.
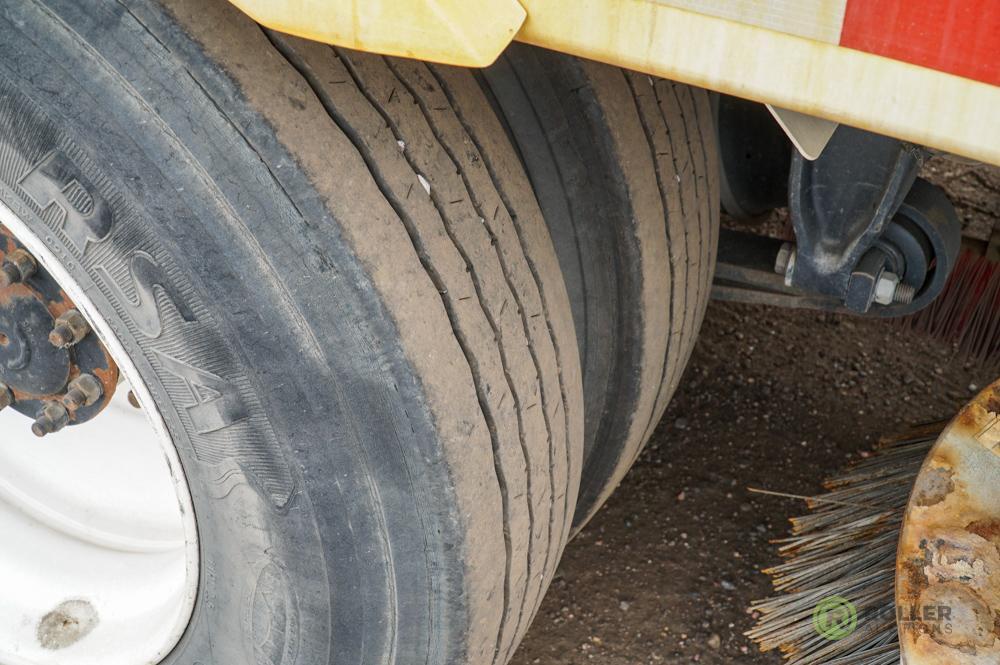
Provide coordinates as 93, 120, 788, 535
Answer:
49, 309, 91, 349
62, 374, 104, 411
32, 402, 70, 438
0, 382, 12, 411
0, 264, 19, 288
0, 249, 38, 287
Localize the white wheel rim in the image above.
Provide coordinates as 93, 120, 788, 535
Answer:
0, 200, 198, 665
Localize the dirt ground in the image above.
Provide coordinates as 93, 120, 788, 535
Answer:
512, 163, 1000, 665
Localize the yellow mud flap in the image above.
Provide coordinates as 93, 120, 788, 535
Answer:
225, 0, 526, 67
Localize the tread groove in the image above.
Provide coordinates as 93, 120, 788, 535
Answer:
503, 53, 592, 368
379, 56, 551, 663
623, 73, 687, 448
265, 31, 520, 664
427, 64, 578, 648
667, 84, 704, 404
401, 60, 569, 661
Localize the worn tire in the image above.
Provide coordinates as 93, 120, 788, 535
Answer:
0, 2, 583, 664
483, 46, 719, 529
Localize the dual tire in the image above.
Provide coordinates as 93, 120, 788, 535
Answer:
0, 1, 716, 663
483, 45, 719, 529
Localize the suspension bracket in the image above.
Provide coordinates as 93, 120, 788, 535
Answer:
714, 122, 962, 316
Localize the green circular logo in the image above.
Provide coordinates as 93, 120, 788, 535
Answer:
812, 596, 858, 640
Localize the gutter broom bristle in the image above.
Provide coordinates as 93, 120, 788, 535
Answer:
745, 426, 942, 664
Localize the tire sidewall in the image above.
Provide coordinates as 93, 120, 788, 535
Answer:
0, 45, 326, 665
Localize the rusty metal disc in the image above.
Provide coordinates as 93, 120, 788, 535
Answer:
897, 379, 1000, 664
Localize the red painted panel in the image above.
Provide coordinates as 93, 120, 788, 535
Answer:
841, 0, 1000, 86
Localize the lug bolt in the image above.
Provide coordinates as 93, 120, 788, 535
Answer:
62, 374, 104, 411
32, 402, 70, 438
0, 382, 12, 411
49, 309, 91, 349
0, 249, 38, 287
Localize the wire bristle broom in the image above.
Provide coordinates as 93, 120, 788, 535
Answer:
745, 423, 945, 664
901, 250, 1000, 366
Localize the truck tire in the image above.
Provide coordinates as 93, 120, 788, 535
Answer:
0, 2, 583, 664
483, 46, 719, 529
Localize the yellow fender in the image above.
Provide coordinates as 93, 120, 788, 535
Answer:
226, 0, 526, 67
226, 0, 1000, 166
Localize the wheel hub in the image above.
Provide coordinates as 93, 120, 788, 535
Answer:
0, 226, 118, 435
0, 204, 197, 665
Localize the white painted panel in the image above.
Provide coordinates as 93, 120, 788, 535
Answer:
654, 0, 847, 43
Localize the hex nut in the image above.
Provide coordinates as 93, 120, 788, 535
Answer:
774, 243, 795, 276
32, 402, 70, 438
49, 309, 91, 349
874, 271, 901, 306
782, 249, 797, 287
0, 264, 20, 288
0, 249, 38, 287
62, 374, 104, 411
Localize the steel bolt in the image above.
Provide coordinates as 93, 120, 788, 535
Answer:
0, 249, 38, 287
894, 283, 916, 304
871, 273, 916, 306
49, 309, 91, 349
0, 383, 12, 411
32, 402, 70, 438
62, 374, 104, 411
